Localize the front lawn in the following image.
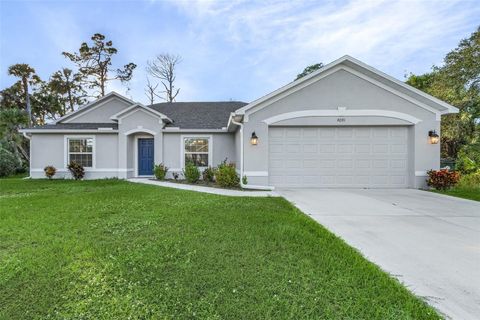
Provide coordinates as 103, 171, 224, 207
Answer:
433, 187, 480, 201
0, 179, 439, 319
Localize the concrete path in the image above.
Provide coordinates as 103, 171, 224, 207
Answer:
127, 178, 279, 197
278, 188, 480, 320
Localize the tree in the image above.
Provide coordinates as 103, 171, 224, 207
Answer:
144, 76, 161, 105
406, 26, 480, 159
0, 108, 29, 162
147, 53, 181, 102
63, 33, 137, 97
295, 63, 324, 80
49, 68, 86, 114
7, 63, 38, 127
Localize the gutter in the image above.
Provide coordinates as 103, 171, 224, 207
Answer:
230, 114, 274, 191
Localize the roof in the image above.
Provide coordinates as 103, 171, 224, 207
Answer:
235, 55, 459, 118
23, 123, 118, 131
148, 101, 247, 129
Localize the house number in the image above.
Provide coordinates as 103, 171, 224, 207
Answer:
337, 117, 346, 123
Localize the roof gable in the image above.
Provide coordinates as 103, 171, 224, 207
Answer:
234, 55, 458, 119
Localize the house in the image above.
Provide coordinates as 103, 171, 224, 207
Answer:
21, 56, 458, 189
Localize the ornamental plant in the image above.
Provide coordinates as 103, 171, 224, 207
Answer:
67, 161, 85, 180
154, 163, 168, 180
183, 162, 200, 183
202, 166, 216, 182
215, 161, 240, 188
426, 169, 460, 190
44, 165, 57, 179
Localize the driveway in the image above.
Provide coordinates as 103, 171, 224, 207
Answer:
278, 188, 480, 320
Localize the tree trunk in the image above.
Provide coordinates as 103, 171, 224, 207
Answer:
23, 78, 32, 127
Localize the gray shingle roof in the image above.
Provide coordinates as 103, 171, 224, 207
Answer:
28, 123, 118, 130
148, 101, 247, 129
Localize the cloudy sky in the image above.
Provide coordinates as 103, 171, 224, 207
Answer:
0, 0, 479, 104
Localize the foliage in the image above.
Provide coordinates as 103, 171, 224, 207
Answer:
7, 63, 39, 127
183, 162, 200, 183
202, 166, 216, 182
172, 171, 179, 180
67, 161, 85, 180
63, 33, 137, 97
427, 169, 460, 190
215, 161, 240, 188
0, 179, 440, 318
146, 53, 181, 102
153, 163, 168, 180
49, 68, 87, 114
457, 171, 480, 189
406, 27, 480, 159
43, 165, 57, 179
0, 108, 29, 163
456, 141, 480, 174
0, 147, 20, 177
295, 63, 324, 80
242, 175, 248, 185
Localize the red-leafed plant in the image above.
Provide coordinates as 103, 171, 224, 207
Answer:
44, 165, 57, 179
427, 169, 460, 190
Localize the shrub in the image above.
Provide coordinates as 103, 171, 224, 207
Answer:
67, 161, 85, 180
216, 162, 240, 188
183, 162, 200, 183
242, 175, 248, 185
0, 147, 19, 177
202, 167, 216, 182
154, 163, 168, 180
427, 169, 460, 190
456, 143, 480, 174
457, 171, 480, 189
44, 165, 57, 179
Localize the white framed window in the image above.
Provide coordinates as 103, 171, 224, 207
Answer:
65, 136, 95, 168
181, 136, 212, 168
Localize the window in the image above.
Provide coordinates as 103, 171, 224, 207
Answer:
68, 138, 94, 167
184, 137, 210, 167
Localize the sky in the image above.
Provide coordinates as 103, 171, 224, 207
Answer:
0, 0, 479, 105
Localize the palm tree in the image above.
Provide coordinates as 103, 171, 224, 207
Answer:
8, 64, 37, 127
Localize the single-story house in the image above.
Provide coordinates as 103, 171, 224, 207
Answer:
21, 56, 458, 189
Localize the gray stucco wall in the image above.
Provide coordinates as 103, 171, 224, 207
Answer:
64, 97, 132, 123
241, 68, 440, 188
29, 133, 119, 179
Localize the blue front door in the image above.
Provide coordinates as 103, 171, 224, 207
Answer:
138, 138, 154, 176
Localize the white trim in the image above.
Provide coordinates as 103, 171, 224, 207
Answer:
234, 55, 458, 118
111, 103, 172, 123
244, 171, 269, 177
263, 109, 421, 125
20, 129, 118, 133
58, 92, 139, 124
64, 135, 96, 169
123, 127, 158, 136
180, 135, 213, 169
415, 171, 428, 176
134, 135, 155, 177
163, 128, 228, 133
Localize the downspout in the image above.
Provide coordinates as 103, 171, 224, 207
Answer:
230, 116, 245, 188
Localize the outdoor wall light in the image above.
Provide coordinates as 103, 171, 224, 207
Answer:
428, 130, 439, 144
250, 132, 259, 145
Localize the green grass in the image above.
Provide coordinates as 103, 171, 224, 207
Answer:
433, 187, 480, 201
0, 179, 440, 319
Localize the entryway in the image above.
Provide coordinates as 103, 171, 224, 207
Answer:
137, 138, 154, 176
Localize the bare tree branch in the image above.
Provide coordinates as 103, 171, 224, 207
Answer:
146, 53, 181, 102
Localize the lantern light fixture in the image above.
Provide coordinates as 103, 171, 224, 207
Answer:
428, 130, 439, 144
250, 132, 258, 145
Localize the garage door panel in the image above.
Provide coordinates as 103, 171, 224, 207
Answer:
269, 126, 409, 188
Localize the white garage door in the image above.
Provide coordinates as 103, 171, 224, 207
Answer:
269, 126, 409, 188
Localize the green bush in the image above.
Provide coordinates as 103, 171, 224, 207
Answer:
44, 165, 57, 179
216, 162, 240, 188
67, 161, 85, 180
202, 167, 216, 182
183, 162, 200, 183
456, 143, 480, 174
457, 172, 480, 189
0, 147, 18, 177
154, 163, 168, 180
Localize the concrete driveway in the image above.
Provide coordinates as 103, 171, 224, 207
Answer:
278, 188, 480, 320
